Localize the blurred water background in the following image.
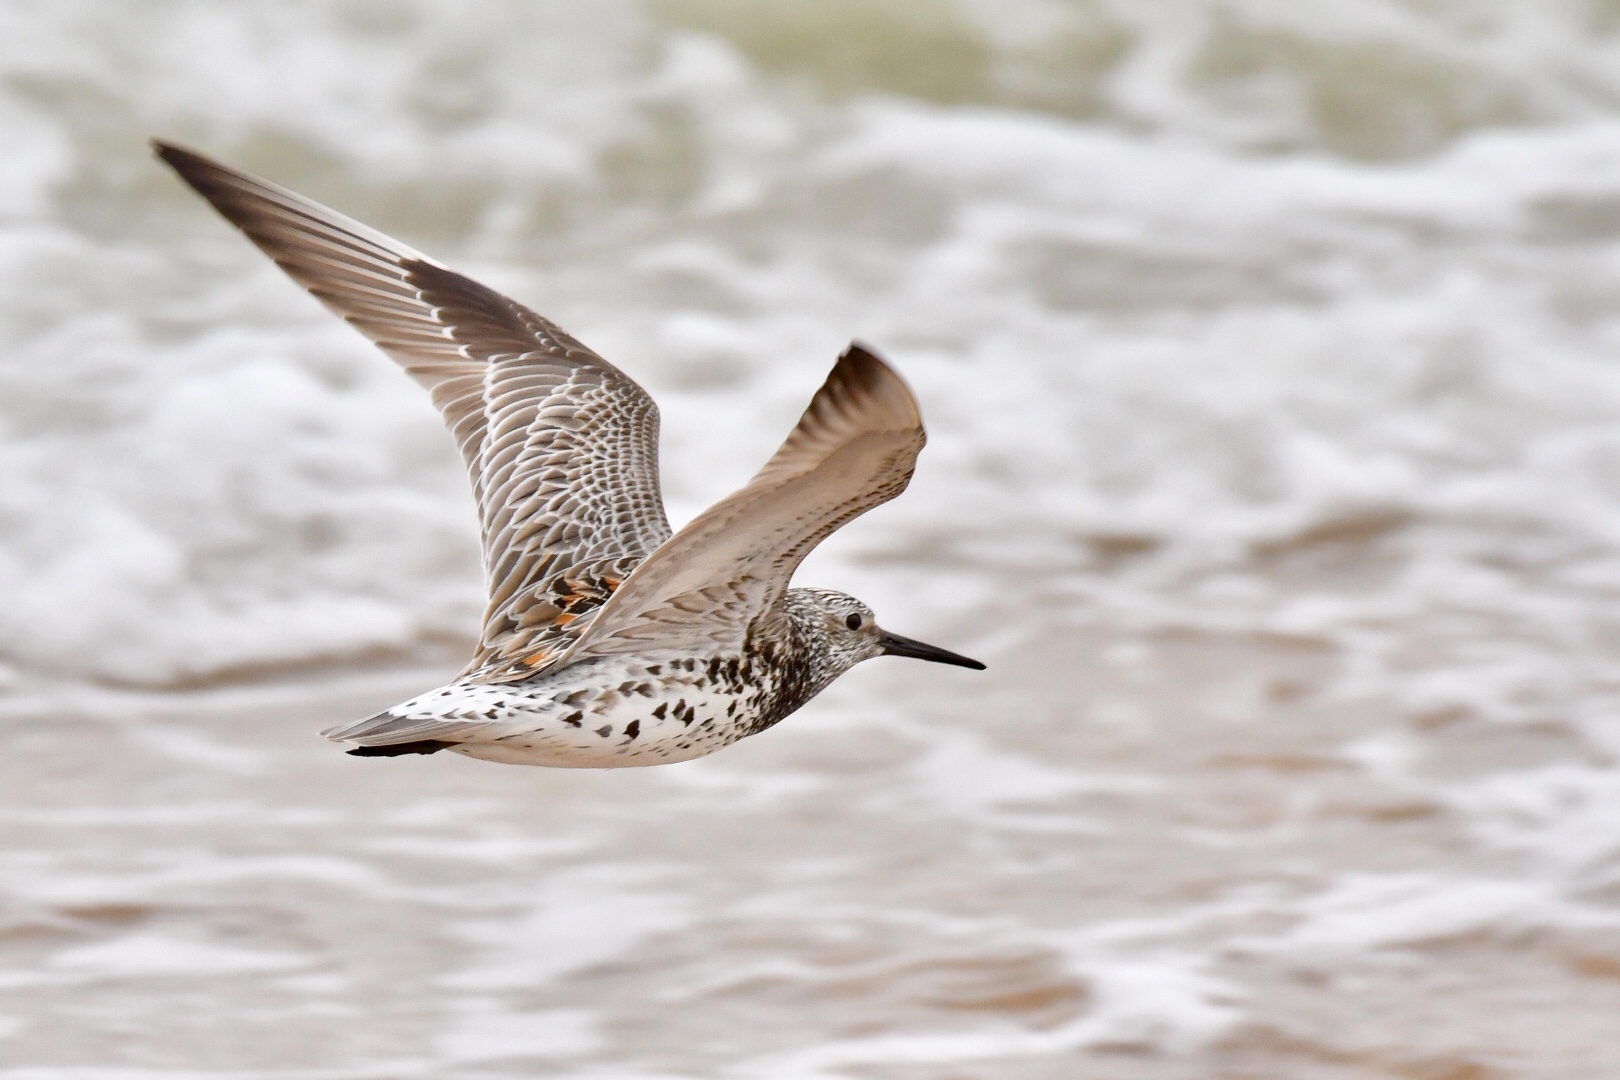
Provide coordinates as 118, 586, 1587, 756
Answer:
5, 1, 1620, 1076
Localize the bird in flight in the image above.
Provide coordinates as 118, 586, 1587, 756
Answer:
155, 141, 984, 768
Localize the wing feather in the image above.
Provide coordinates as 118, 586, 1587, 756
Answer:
553, 343, 924, 664
154, 142, 672, 671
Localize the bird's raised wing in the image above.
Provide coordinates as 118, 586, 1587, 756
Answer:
554, 343, 924, 666
155, 143, 672, 675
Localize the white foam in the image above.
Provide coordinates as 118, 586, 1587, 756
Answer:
434, 1004, 600, 1063
441, 867, 691, 990
1453, 764, 1620, 875
51, 934, 310, 977
1275, 873, 1583, 953
1061, 958, 1244, 1053
0, 0, 1614, 693
9, 4, 1620, 1071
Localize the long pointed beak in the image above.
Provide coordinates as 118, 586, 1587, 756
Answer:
878, 630, 986, 670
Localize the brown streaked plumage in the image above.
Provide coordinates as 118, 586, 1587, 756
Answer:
153, 141, 666, 678
155, 141, 983, 768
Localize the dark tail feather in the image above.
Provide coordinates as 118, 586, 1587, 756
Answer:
345, 740, 454, 757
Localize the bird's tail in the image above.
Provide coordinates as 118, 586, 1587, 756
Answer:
345, 739, 455, 757
321, 710, 487, 748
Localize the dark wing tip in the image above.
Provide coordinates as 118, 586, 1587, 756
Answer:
151, 141, 270, 231
823, 340, 921, 432
151, 139, 220, 190
836, 340, 890, 388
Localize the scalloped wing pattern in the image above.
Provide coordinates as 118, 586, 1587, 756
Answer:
554, 344, 925, 665
155, 143, 671, 674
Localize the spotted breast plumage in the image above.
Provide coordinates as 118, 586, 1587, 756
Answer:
155, 141, 985, 768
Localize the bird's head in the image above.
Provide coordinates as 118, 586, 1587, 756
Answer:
787, 588, 985, 679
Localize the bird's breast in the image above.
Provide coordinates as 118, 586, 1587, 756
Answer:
454, 655, 783, 768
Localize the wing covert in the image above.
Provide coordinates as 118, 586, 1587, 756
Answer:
553, 343, 924, 666
154, 142, 672, 671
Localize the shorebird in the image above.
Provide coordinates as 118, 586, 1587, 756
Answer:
155, 142, 984, 768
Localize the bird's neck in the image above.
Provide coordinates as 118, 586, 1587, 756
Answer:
744, 596, 842, 732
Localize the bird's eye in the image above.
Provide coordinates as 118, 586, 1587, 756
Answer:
845, 613, 863, 631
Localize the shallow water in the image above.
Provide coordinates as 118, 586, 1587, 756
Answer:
5, 1, 1620, 1075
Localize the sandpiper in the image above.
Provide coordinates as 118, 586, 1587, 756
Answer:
155, 142, 984, 768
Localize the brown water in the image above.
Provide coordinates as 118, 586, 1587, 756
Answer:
8, 2, 1620, 1076
4, 601, 1617, 1076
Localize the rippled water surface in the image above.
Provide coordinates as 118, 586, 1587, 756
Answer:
6, 2, 1620, 1076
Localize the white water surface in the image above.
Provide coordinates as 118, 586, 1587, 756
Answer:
4, 1, 1620, 1076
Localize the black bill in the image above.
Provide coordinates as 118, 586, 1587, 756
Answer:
878, 630, 986, 670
